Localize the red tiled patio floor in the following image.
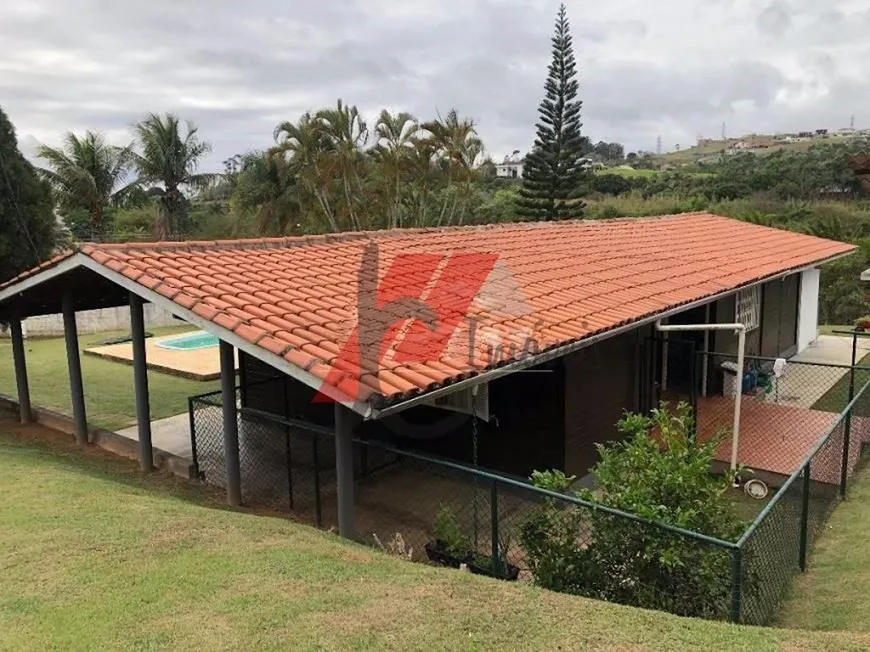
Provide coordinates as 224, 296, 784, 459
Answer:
695, 396, 839, 480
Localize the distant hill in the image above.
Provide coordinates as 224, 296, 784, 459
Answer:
658, 134, 860, 166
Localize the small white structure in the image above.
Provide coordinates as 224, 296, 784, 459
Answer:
797, 268, 821, 352
495, 151, 524, 179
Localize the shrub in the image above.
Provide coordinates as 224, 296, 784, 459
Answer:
432, 505, 471, 557
520, 403, 749, 619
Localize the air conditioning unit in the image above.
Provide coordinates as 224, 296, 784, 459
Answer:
425, 383, 490, 421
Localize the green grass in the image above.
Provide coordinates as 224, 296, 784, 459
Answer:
811, 350, 870, 415
818, 325, 855, 337
659, 135, 854, 164
776, 458, 870, 632
595, 167, 658, 178
0, 326, 220, 431
727, 486, 772, 523
2, 421, 870, 651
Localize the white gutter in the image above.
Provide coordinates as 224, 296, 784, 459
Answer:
655, 320, 746, 481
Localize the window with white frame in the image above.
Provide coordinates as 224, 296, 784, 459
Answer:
735, 285, 761, 331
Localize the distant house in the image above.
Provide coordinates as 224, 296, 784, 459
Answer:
495, 151, 524, 179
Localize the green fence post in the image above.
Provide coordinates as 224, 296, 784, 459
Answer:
799, 462, 811, 571
841, 408, 852, 499
490, 480, 500, 577
730, 546, 742, 624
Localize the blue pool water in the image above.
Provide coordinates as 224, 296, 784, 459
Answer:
156, 330, 219, 351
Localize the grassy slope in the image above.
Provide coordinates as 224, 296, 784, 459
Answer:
776, 458, 870, 631
659, 135, 854, 165
2, 421, 870, 651
811, 349, 870, 415
0, 326, 220, 431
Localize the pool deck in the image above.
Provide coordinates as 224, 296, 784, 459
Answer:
84, 332, 236, 380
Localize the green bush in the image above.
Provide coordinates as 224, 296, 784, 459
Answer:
432, 505, 471, 557
520, 403, 749, 619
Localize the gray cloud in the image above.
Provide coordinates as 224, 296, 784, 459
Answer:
1, 0, 867, 168
757, 2, 793, 36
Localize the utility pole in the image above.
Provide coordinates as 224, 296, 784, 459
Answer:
656, 135, 662, 156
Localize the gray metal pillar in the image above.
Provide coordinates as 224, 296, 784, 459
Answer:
335, 404, 357, 539
129, 294, 153, 471
9, 312, 32, 424
220, 340, 241, 506
61, 291, 88, 445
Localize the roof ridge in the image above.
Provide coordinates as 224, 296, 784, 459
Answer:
79, 212, 718, 253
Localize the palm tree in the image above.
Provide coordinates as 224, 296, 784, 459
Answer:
272, 112, 340, 233
372, 110, 419, 228
36, 131, 137, 238
315, 100, 368, 230
230, 151, 299, 236
422, 109, 483, 225
132, 113, 217, 239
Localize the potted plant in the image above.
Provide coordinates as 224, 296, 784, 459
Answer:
425, 505, 520, 581
425, 505, 472, 569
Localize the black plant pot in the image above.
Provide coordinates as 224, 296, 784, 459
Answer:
424, 540, 470, 569
425, 540, 520, 581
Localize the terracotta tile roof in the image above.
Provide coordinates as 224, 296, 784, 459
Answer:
0, 213, 856, 408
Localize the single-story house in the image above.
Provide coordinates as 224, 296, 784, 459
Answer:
0, 212, 855, 539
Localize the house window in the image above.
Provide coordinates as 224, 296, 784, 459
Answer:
735, 285, 761, 331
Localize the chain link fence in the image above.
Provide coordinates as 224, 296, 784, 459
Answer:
188, 373, 870, 625
734, 378, 870, 624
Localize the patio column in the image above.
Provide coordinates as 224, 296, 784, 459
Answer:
335, 403, 358, 540
220, 340, 241, 507
62, 290, 88, 445
129, 293, 153, 471
9, 311, 32, 424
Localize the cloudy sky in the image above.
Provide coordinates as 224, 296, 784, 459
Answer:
3, 0, 869, 170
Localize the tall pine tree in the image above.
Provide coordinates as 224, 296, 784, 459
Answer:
0, 106, 56, 283
517, 3, 588, 220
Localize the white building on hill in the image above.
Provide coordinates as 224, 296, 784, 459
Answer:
495, 151, 524, 178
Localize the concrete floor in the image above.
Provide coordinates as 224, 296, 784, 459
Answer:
116, 412, 193, 460
793, 335, 870, 366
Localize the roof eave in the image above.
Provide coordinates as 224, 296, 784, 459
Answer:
369, 249, 855, 419
0, 253, 373, 420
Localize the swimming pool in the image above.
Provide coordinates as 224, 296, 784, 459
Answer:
156, 330, 220, 351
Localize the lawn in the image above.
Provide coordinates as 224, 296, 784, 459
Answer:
2, 418, 870, 651
811, 349, 870, 415
0, 326, 220, 431
776, 457, 870, 632
818, 325, 854, 337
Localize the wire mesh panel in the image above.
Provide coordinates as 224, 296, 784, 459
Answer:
805, 420, 845, 539
189, 392, 226, 487
495, 480, 735, 620
189, 389, 338, 524
185, 377, 870, 626
351, 448, 496, 566
738, 473, 803, 625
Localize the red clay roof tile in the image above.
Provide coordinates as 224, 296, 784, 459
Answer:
0, 213, 856, 408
